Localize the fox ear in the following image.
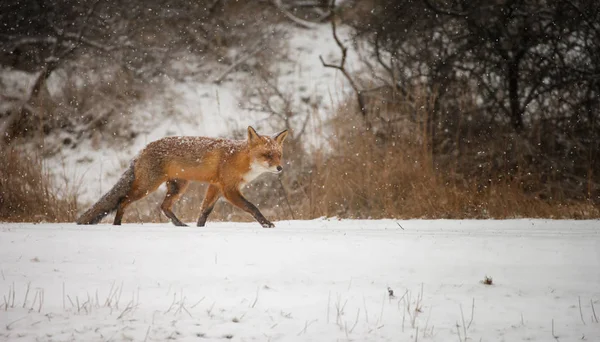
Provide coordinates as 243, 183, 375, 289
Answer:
273, 129, 288, 145
247, 126, 260, 142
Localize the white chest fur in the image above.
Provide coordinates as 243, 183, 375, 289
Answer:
241, 160, 269, 188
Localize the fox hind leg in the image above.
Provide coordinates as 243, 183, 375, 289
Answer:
161, 179, 190, 227
114, 176, 165, 225
197, 184, 221, 227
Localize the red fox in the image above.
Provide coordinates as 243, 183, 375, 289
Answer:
76, 126, 288, 227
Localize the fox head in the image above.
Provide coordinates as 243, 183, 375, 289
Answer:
247, 126, 288, 174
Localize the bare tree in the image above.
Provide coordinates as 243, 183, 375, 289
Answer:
345, 0, 600, 200
0, 0, 275, 143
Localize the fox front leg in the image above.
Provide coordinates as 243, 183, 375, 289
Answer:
223, 188, 275, 228
197, 184, 221, 227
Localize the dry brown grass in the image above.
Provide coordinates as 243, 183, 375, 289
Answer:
5, 89, 598, 223
84, 94, 599, 224
292, 94, 599, 220
0, 148, 79, 222
301, 134, 598, 219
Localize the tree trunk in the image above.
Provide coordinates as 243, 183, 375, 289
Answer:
30, 62, 56, 99
507, 60, 523, 132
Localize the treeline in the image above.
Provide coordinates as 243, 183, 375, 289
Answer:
0, 0, 279, 144
338, 0, 599, 203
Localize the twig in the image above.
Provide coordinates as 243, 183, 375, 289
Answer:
423, 0, 469, 17
552, 318, 559, 341
144, 325, 151, 342
298, 320, 308, 336
415, 326, 419, 342
327, 291, 331, 323
418, 283, 424, 309
175, 295, 192, 318
349, 308, 360, 333
213, 40, 264, 84
11, 282, 15, 308
104, 280, 116, 307
175, 296, 186, 316
579, 296, 586, 325
406, 291, 415, 328
38, 289, 44, 313
190, 296, 205, 309
181, 304, 193, 318
165, 293, 177, 314
31, 291, 39, 311
117, 300, 134, 319
23, 282, 31, 308
278, 177, 295, 220
206, 302, 215, 316
251, 286, 260, 308
319, 0, 368, 123
397, 289, 409, 308
376, 293, 385, 326
82, 296, 90, 315
116, 281, 124, 309
344, 321, 349, 339
396, 222, 405, 230
424, 305, 432, 337
456, 323, 462, 342
335, 295, 348, 327
591, 299, 598, 323
273, 0, 321, 29
363, 295, 369, 323
297, 319, 317, 336
6, 316, 28, 330
402, 301, 406, 332
467, 298, 475, 329
460, 304, 467, 340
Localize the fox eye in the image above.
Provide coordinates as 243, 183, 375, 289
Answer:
263, 152, 272, 159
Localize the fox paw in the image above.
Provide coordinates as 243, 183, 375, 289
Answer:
262, 222, 275, 228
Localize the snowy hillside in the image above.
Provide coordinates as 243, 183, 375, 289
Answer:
1, 219, 599, 341
41, 24, 355, 204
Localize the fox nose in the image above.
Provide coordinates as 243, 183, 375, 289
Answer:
276, 165, 283, 172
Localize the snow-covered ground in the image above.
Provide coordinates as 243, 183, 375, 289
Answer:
1, 219, 599, 341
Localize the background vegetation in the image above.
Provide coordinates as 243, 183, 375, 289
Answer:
1, 0, 598, 222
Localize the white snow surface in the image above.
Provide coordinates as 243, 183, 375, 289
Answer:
1, 219, 599, 341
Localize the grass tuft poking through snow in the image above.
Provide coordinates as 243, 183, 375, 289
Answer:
481, 275, 494, 286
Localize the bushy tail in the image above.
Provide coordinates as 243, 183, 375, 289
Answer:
76, 162, 136, 225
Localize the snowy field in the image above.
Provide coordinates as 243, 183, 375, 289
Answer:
1, 219, 599, 341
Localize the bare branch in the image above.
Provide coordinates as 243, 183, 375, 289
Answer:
319, 0, 368, 124
272, 0, 320, 29
213, 40, 264, 84
423, 0, 469, 17
63, 33, 121, 52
